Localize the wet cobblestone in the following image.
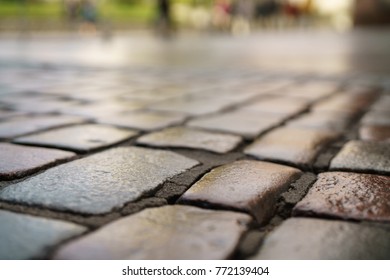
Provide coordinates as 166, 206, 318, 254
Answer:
0, 31, 389, 260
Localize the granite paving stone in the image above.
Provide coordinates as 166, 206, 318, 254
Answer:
280, 82, 338, 101
137, 126, 242, 154
54, 205, 251, 260
359, 125, 390, 142
330, 140, 390, 174
0, 147, 199, 214
179, 160, 302, 223
287, 111, 352, 131
361, 111, 390, 126
239, 96, 309, 117
187, 110, 284, 139
95, 111, 187, 131
253, 218, 390, 259
0, 210, 86, 260
245, 127, 339, 168
294, 172, 390, 222
0, 109, 25, 120
371, 95, 390, 112
0, 143, 76, 180
58, 101, 149, 119
312, 92, 375, 115
147, 96, 235, 116
0, 115, 88, 139
14, 124, 138, 153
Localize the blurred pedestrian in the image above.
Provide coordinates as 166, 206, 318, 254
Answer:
156, 0, 173, 37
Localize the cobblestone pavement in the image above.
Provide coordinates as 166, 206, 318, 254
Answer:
0, 30, 390, 260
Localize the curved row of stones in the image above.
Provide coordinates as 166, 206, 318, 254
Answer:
0, 68, 389, 260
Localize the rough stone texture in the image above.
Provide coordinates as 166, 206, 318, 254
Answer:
137, 126, 242, 153
240, 96, 308, 116
294, 172, 390, 222
0, 143, 76, 180
0, 147, 199, 214
179, 160, 302, 223
359, 125, 390, 142
0, 109, 25, 120
54, 205, 252, 260
14, 124, 138, 153
148, 97, 234, 116
371, 95, 390, 112
281, 82, 337, 101
312, 91, 376, 115
361, 111, 390, 126
0, 210, 86, 260
245, 127, 339, 168
287, 111, 352, 131
187, 110, 284, 139
281, 173, 317, 205
0, 115, 87, 139
58, 101, 148, 119
253, 218, 390, 259
95, 111, 186, 131
330, 140, 390, 174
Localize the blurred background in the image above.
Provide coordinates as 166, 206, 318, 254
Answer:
0, 0, 389, 35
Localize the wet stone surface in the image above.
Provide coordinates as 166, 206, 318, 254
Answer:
0, 210, 86, 260
240, 96, 309, 117
54, 205, 252, 260
294, 172, 390, 222
253, 218, 390, 260
245, 127, 339, 168
179, 160, 302, 223
0, 147, 199, 214
95, 111, 186, 131
359, 125, 390, 142
14, 124, 138, 153
287, 111, 352, 131
137, 126, 242, 154
361, 111, 390, 126
0, 143, 75, 180
187, 110, 284, 139
0, 115, 88, 139
330, 140, 390, 174
147, 96, 235, 116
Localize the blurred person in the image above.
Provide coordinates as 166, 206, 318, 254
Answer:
156, 0, 173, 37
254, 0, 281, 27
79, 0, 99, 33
64, 0, 80, 22
231, 0, 255, 35
212, 0, 232, 31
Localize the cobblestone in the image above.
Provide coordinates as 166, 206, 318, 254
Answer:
0, 109, 25, 120
54, 205, 251, 259
179, 160, 302, 223
0, 115, 87, 139
287, 111, 352, 131
147, 96, 235, 116
359, 125, 390, 142
294, 172, 390, 222
137, 126, 242, 153
330, 140, 390, 174
361, 111, 390, 126
240, 96, 309, 117
95, 111, 186, 131
253, 218, 390, 259
14, 124, 138, 153
245, 127, 339, 168
0, 143, 75, 180
0, 210, 86, 259
1, 31, 390, 260
0, 147, 199, 214
187, 110, 284, 139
